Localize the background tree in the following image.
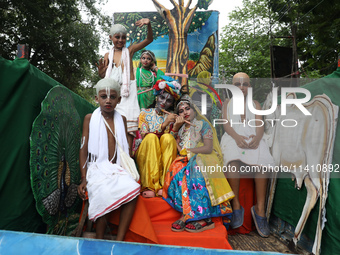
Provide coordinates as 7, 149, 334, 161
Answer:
268, 0, 340, 77
220, 0, 340, 89
219, 0, 290, 79
0, 0, 110, 91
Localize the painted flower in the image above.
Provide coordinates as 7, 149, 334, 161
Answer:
197, 206, 203, 213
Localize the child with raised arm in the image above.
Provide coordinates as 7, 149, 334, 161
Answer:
97, 18, 153, 150
77, 78, 140, 240
220, 72, 274, 238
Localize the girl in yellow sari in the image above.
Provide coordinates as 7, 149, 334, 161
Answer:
163, 95, 234, 232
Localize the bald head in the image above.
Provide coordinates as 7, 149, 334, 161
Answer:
232, 72, 250, 85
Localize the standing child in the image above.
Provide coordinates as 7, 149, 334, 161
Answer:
97, 19, 153, 151
136, 50, 164, 109
77, 78, 140, 240
220, 72, 274, 237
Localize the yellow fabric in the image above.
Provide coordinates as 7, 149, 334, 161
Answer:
192, 103, 235, 206
136, 133, 177, 193
197, 70, 211, 81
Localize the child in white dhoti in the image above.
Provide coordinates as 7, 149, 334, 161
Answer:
77, 78, 140, 240
220, 72, 274, 238
96, 19, 153, 152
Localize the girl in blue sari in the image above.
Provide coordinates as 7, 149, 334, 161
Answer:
163, 95, 234, 232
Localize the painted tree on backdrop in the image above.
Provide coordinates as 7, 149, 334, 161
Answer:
114, 0, 213, 86
151, 0, 213, 85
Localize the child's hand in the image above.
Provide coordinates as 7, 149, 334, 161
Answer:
96, 58, 108, 77
77, 180, 87, 200
173, 116, 185, 130
248, 134, 260, 149
136, 18, 150, 27
164, 113, 176, 126
150, 62, 157, 71
234, 134, 249, 149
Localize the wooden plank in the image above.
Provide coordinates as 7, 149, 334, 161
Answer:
227, 231, 301, 254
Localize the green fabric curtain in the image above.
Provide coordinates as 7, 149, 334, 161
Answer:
0, 57, 94, 232
272, 67, 340, 255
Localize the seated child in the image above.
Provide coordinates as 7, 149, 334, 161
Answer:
136, 50, 165, 109
135, 78, 181, 198
77, 78, 140, 240
163, 95, 234, 233
220, 72, 274, 237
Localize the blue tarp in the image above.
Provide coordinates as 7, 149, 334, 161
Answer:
0, 230, 289, 255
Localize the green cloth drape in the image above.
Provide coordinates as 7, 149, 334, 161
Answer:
0, 57, 94, 232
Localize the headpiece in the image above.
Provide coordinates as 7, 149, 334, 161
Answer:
138, 50, 157, 68
152, 75, 181, 100
176, 94, 193, 112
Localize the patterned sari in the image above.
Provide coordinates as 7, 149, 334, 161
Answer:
163, 117, 234, 224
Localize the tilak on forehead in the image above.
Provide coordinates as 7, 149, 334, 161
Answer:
176, 94, 192, 111
94, 78, 121, 97
232, 72, 250, 84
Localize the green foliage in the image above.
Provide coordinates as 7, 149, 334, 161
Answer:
189, 52, 201, 62
188, 12, 212, 34
269, 0, 340, 75
219, 0, 290, 101
197, 0, 213, 10
219, 0, 274, 78
219, 0, 340, 99
0, 0, 111, 91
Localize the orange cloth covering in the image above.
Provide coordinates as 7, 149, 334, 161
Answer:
81, 179, 253, 245
107, 196, 232, 249
228, 178, 256, 235
108, 195, 159, 244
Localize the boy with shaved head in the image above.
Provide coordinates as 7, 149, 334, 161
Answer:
220, 72, 274, 237
78, 78, 140, 240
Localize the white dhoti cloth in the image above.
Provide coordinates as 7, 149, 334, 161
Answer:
220, 98, 274, 168
115, 80, 140, 133
87, 108, 140, 221
87, 161, 140, 221
105, 47, 140, 134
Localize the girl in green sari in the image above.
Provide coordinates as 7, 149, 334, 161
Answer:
136, 50, 164, 108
